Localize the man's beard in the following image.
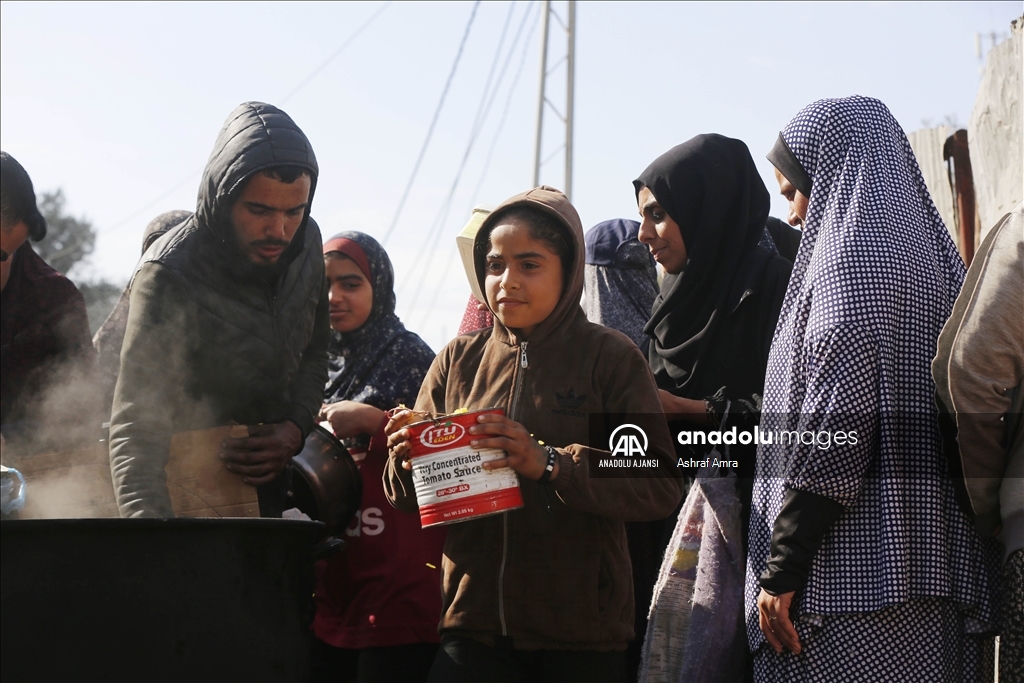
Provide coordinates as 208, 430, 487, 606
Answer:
242, 238, 292, 280
249, 237, 290, 261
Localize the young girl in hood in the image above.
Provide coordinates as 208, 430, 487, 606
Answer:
384, 187, 684, 683
312, 232, 446, 683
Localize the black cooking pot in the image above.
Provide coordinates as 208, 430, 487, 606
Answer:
1, 518, 324, 682
287, 425, 362, 535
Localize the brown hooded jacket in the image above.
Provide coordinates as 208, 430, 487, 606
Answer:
384, 186, 684, 651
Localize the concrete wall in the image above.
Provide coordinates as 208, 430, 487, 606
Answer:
969, 17, 1023, 239
907, 125, 957, 244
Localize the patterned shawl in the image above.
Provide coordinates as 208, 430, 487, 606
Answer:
323, 232, 434, 416
745, 96, 994, 646
583, 219, 658, 352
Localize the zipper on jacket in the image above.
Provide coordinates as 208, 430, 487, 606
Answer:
511, 342, 528, 412
498, 340, 528, 637
268, 289, 280, 376
498, 512, 510, 636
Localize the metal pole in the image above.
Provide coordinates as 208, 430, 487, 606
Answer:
946, 130, 977, 266
565, 0, 575, 200
532, 0, 551, 187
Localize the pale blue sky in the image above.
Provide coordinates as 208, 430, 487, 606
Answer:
1, 1, 1019, 349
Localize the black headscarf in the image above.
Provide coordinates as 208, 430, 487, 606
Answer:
323, 231, 434, 414
766, 133, 812, 198
634, 134, 774, 396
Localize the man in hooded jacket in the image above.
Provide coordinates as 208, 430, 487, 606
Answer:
109, 102, 329, 518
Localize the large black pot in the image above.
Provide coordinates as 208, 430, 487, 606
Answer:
1, 518, 325, 682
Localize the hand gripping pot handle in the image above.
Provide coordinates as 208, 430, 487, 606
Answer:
287, 425, 362, 536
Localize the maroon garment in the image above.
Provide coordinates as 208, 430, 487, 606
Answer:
0, 243, 93, 427
313, 422, 447, 649
456, 293, 492, 336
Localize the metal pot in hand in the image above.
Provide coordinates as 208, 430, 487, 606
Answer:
287, 424, 361, 536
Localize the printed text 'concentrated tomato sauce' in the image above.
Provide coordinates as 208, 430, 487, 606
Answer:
406, 409, 524, 527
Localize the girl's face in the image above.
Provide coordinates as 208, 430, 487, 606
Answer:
325, 254, 373, 333
484, 220, 564, 339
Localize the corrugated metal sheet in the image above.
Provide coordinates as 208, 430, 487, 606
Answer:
907, 125, 957, 244
969, 18, 1023, 239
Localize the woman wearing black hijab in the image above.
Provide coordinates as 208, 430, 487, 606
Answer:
629, 135, 791, 680
635, 134, 791, 492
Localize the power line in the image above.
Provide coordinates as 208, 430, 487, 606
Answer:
398, 1, 518, 304
96, 167, 203, 235
468, 1, 542, 205
279, 1, 392, 105
379, 0, 482, 247
411, 2, 542, 329
399, 1, 527, 314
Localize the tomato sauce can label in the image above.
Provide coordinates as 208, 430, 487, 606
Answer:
406, 409, 524, 528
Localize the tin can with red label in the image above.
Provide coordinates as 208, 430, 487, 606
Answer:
406, 408, 524, 527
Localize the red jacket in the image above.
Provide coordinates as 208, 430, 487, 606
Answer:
313, 423, 446, 648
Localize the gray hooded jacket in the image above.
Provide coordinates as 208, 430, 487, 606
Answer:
109, 102, 329, 518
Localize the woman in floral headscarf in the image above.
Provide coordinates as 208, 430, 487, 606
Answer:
312, 231, 445, 683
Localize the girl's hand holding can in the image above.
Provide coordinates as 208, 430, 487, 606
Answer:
468, 412, 559, 482
385, 408, 418, 470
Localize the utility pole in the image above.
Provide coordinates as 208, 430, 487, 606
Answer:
532, 0, 576, 200
532, 2, 550, 189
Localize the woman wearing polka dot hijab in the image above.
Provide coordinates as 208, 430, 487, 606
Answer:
746, 96, 998, 681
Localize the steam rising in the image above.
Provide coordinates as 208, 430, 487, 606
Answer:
1, 350, 118, 518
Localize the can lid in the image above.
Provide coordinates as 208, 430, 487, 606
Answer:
404, 407, 504, 430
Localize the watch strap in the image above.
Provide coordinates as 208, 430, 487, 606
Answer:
538, 444, 558, 483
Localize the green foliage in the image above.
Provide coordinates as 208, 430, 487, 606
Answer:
35, 189, 96, 278
33, 189, 124, 334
